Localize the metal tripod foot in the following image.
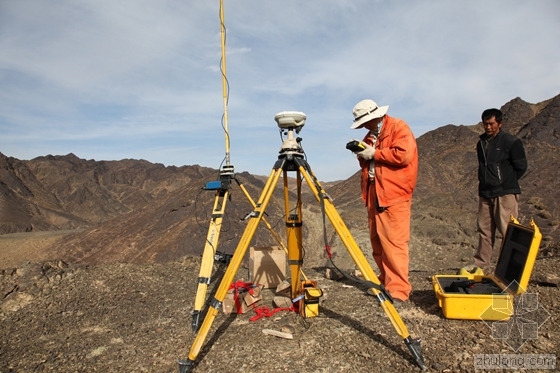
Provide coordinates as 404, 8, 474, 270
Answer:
191, 311, 201, 333
177, 359, 195, 373
404, 336, 427, 370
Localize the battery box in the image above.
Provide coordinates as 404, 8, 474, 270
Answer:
298, 280, 323, 318
432, 218, 542, 321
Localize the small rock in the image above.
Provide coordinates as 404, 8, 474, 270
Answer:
275, 280, 291, 297
281, 325, 295, 334
273, 296, 292, 309
325, 268, 343, 281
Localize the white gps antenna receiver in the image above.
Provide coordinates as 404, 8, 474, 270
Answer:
274, 111, 306, 155
274, 111, 306, 131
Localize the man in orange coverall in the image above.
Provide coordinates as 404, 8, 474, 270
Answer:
349, 99, 418, 303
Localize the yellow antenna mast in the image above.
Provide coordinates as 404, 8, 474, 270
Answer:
220, 0, 231, 169
189, 0, 297, 333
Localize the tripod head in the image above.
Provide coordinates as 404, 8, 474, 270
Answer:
274, 111, 306, 157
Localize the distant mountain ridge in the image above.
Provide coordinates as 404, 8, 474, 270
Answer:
1, 93, 559, 267
0, 153, 218, 233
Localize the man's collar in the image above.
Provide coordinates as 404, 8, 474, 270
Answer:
483, 129, 501, 141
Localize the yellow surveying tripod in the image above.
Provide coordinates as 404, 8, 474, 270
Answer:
179, 112, 427, 371
191, 0, 309, 332
191, 166, 293, 331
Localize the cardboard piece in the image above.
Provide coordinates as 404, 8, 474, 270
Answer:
243, 284, 264, 307
249, 246, 287, 288
223, 284, 264, 315
222, 293, 242, 315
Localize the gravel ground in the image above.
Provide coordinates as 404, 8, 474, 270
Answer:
1, 253, 558, 373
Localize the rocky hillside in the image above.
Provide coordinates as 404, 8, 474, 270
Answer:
413, 94, 560, 253
1, 94, 559, 270
0, 153, 218, 233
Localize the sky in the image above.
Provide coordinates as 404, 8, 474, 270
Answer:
1, 1, 559, 182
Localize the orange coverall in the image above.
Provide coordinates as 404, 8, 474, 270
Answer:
358, 115, 418, 301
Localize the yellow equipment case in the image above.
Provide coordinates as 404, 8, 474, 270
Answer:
432, 218, 542, 321
298, 280, 323, 318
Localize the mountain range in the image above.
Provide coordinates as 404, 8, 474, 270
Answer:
1, 93, 559, 270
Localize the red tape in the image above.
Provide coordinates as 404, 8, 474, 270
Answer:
227, 281, 295, 319
249, 305, 295, 322
325, 244, 332, 259
228, 280, 257, 314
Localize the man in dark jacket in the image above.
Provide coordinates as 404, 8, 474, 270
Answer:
474, 108, 527, 268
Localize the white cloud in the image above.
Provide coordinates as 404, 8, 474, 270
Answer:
1, 0, 559, 181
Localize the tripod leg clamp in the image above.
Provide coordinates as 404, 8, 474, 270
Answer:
288, 259, 303, 265
210, 297, 222, 311
363, 280, 395, 303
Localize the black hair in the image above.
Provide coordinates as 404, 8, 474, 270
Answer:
481, 108, 503, 123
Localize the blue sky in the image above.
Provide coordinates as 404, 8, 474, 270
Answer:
1, 1, 559, 181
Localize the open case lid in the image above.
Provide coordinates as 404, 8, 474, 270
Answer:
494, 218, 542, 295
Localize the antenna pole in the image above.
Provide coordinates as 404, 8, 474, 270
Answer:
219, 0, 231, 167
188, 0, 309, 335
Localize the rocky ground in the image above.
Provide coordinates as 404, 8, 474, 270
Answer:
1, 233, 559, 373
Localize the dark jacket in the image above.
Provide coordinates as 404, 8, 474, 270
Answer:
477, 130, 527, 198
